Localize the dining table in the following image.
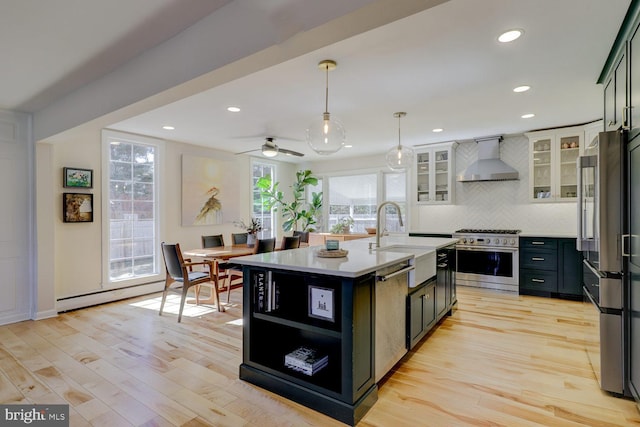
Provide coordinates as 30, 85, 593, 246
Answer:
182, 245, 256, 306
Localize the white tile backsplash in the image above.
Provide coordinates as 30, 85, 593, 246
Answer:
415, 135, 577, 236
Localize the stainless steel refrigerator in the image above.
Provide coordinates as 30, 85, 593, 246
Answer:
577, 129, 628, 395
628, 136, 640, 406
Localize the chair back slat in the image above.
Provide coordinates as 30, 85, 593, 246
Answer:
254, 238, 276, 254
292, 231, 309, 243
281, 236, 301, 250
202, 234, 224, 248
161, 242, 184, 279
232, 233, 248, 245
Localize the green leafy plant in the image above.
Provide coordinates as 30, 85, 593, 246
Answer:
256, 170, 323, 232
330, 216, 354, 234
234, 218, 263, 234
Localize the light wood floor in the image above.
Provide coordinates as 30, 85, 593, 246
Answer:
1, 286, 639, 426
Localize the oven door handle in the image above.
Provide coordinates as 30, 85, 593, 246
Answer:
456, 246, 518, 253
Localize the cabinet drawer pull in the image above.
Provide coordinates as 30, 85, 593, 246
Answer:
531, 241, 545, 245
531, 278, 545, 283
531, 257, 545, 261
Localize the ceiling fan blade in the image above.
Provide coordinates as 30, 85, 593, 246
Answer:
278, 147, 304, 157
234, 148, 260, 155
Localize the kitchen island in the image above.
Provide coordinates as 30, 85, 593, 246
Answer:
233, 236, 456, 425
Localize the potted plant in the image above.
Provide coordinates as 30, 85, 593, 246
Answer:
234, 218, 262, 247
330, 216, 354, 234
256, 170, 323, 233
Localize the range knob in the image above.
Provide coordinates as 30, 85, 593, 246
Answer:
502, 239, 507, 244
469, 238, 475, 244
486, 238, 491, 244
462, 238, 467, 244
510, 239, 516, 245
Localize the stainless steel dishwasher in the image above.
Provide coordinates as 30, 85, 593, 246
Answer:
375, 260, 413, 382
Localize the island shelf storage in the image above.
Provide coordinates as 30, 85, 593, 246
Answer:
239, 266, 378, 426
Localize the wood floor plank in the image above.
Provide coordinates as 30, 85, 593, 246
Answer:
1, 286, 639, 426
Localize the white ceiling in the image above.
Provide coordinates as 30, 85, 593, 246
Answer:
1, 0, 631, 163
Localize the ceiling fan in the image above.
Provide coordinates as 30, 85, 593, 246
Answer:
235, 137, 304, 157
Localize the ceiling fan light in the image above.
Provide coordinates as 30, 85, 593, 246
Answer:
262, 144, 279, 157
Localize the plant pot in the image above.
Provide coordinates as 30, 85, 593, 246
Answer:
247, 233, 256, 247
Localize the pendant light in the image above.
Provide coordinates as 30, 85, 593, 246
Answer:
386, 112, 414, 170
306, 59, 346, 155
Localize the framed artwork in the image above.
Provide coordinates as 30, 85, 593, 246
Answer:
63, 167, 93, 188
182, 155, 224, 226
308, 285, 335, 322
63, 193, 93, 223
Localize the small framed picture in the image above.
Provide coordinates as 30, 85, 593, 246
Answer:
63, 193, 93, 223
63, 167, 93, 188
308, 285, 334, 322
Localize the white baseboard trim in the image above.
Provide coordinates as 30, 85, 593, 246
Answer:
56, 282, 165, 313
34, 309, 58, 320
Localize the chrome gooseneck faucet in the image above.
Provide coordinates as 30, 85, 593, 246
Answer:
376, 201, 403, 247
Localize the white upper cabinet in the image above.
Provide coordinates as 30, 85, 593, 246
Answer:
526, 126, 584, 202
414, 142, 456, 205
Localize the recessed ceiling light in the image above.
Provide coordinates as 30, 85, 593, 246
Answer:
513, 85, 530, 93
521, 113, 535, 119
498, 29, 523, 43
227, 106, 241, 112
344, 144, 353, 148
432, 128, 444, 133
162, 125, 175, 130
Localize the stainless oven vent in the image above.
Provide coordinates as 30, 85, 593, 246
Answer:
457, 136, 519, 182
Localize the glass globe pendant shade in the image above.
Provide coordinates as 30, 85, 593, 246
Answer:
386, 144, 414, 170
306, 112, 346, 155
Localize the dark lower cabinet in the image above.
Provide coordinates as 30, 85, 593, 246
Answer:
407, 279, 436, 349
240, 267, 377, 426
519, 237, 582, 299
407, 244, 457, 349
407, 280, 436, 348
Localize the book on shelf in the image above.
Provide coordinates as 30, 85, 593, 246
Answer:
254, 270, 279, 313
284, 346, 328, 376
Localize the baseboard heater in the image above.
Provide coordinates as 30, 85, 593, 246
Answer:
56, 281, 164, 313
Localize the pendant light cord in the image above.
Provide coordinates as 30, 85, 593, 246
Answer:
324, 63, 329, 114
397, 114, 402, 149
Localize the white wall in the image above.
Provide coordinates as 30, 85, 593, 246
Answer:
37, 131, 296, 311
305, 135, 578, 236
414, 135, 577, 235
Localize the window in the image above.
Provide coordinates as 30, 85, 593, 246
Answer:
382, 171, 407, 232
103, 131, 162, 286
325, 171, 407, 234
328, 174, 377, 233
252, 160, 275, 238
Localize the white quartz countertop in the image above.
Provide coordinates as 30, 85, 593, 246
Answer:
232, 235, 458, 278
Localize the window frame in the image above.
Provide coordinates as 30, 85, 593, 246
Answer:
250, 158, 277, 239
101, 130, 165, 288
320, 168, 409, 234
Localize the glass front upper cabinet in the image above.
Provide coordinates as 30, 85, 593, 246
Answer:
414, 142, 456, 205
526, 126, 584, 202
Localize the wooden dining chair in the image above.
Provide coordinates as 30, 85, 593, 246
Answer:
292, 231, 309, 244
201, 234, 232, 298
231, 233, 248, 245
159, 242, 223, 322
280, 235, 301, 250
202, 234, 224, 248
224, 237, 277, 303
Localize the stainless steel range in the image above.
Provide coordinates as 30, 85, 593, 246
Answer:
453, 229, 521, 292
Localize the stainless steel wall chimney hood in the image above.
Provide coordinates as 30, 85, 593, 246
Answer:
456, 136, 519, 182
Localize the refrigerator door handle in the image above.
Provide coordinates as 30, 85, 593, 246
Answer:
577, 157, 584, 251
622, 234, 630, 257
